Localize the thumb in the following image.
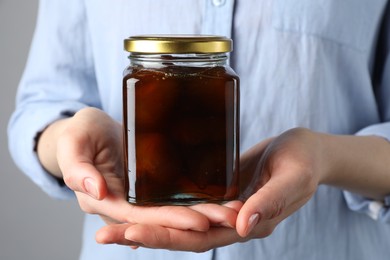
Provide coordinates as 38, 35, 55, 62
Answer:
57, 129, 108, 200
63, 161, 108, 200
236, 180, 288, 238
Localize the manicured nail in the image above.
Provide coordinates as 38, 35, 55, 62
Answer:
246, 213, 260, 236
84, 178, 98, 199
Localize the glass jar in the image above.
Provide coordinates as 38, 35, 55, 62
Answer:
123, 35, 240, 205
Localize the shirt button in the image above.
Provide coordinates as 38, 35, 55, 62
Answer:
212, 0, 226, 7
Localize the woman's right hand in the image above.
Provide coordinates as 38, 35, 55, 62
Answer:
36, 107, 239, 232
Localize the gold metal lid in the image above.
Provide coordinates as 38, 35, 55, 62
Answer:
124, 35, 232, 54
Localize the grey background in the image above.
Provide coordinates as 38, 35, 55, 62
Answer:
0, 1, 84, 259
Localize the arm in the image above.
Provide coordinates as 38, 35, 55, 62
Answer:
321, 132, 390, 201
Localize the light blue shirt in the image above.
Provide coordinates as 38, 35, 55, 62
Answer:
8, 0, 390, 259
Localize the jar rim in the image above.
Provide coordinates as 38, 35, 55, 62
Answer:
124, 35, 232, 54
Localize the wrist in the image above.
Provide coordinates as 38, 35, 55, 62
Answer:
300, 129, 335, 187
37, 118, 70, 178
315, 132, 339, 186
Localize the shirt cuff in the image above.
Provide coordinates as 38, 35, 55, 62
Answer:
343, 191, 390, 222
342, 122, 390, 223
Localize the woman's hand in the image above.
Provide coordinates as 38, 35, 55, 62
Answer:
37, 107, 239, 230
235, 128, 322, 237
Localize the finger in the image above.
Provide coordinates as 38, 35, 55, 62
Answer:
58, 130, 108, 200
96, 223, 144, 248
96, 223, 132, 244
84, 197, 210, 232
190, 202, 242, 228
223, 200, 244, 212
123, 224, 242, 252
121, 202, 211, 231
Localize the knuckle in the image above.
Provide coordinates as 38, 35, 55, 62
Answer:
269, 197, 286, 219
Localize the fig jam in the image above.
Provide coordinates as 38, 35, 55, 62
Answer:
123, 35, 239, 205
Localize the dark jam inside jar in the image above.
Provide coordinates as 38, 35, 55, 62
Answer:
123, 65, 239, 205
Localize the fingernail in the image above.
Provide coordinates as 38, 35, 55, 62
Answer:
84, 178, 99, 199
218, 221, 235, 229
129, 242, 144, 249
246, 213, 260, 236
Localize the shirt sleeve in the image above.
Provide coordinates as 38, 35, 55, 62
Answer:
7, 0, 101, 200
343, 5, 390, 223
